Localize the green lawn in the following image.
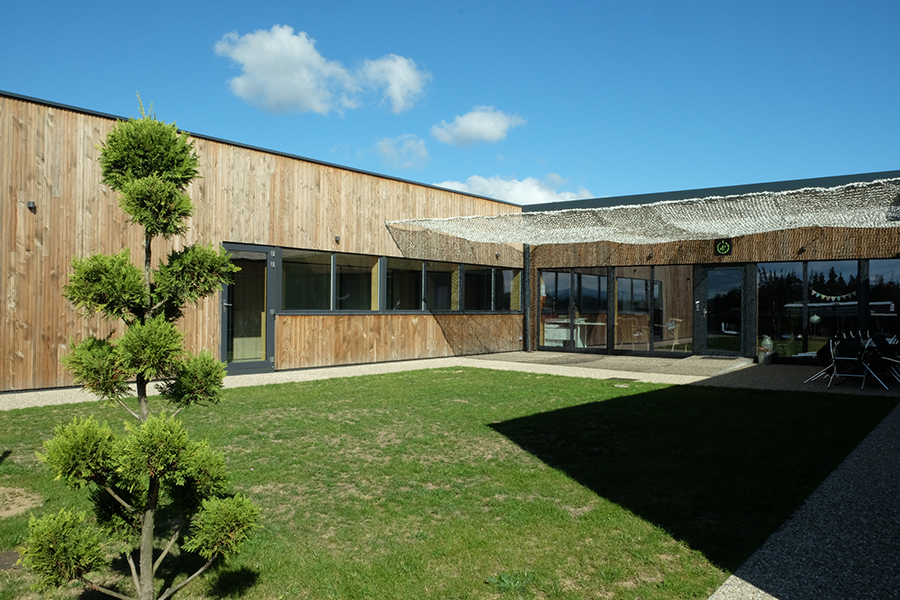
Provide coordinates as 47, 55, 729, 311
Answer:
0, 368, 896, 600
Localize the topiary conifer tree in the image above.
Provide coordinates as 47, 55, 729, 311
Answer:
20, 99, 260, 600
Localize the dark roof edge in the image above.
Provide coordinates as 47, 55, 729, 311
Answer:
523, 170, 900, 212
0, 89, 518, 209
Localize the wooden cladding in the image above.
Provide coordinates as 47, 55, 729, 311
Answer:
0, 94, 520, 391
275, 313, 524, 370
531, 227, 900, 269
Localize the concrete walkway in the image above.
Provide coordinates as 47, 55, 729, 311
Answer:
1, 352, 897, 599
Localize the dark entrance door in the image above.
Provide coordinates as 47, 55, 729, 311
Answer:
695, 265, 754, 357
222, 244, 277, 374
705, 268, 743, 354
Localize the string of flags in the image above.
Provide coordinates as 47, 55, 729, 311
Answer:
810, 288, 857, 302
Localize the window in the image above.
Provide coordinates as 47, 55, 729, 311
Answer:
386, 258, 423, 310
758, 260, 859, 357
869, 259, 900, 332
336, 254, 378, 310
540, 270, 572, 348
426, 261, 458, 310
494, 269, 522, 311
282, 249, 331, 310
276, 248, 515, 315
464, 266, 493, 311
651, 265, 692, 353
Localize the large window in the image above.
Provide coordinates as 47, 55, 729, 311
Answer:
758, 262, 804, 357
387, 258, 422, 310
574, 269, 607, 349
615, 267, 654, 350
464, 266, 493, 311
869, 259, 900, 332
540, 266, 687, 353
494, 269, 522, 311
540, 270, 572, 347
336, 254, 378, 311
282, 249, 331, 310
758, 260, 859, 357
426, 261, 458, 311
540, 269, 607, 349
652, 265, 692, 353
276, 248, 518, 314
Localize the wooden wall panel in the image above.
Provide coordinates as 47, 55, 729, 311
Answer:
275, 314, 524, 370
1, 95, 521, 391
532, 227, 900, 269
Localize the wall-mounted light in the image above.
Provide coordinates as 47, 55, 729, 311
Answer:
798, 246, 806, 255
334, 235, 341, 244
27, 201, 36, 212
495, 253, 500, 259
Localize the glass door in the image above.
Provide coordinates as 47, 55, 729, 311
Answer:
222, 244, 277, 374
701, 267, 745, 355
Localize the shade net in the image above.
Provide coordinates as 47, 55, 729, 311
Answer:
388, 178, 900, 246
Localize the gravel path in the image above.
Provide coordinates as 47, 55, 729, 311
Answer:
708, 399, 900, 600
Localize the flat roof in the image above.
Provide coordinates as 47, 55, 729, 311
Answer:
524, 170, 900, 212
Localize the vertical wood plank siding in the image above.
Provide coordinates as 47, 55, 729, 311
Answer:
275, 314, 524, 370
1, 96, 522, 391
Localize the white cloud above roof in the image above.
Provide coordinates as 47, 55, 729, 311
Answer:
376, 134, 429, 170
215, 25, 429, 115
434, 174, 592, 205
362, 55, 431, 114
431, 106, 525, 147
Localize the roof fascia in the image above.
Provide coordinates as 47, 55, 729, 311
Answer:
523, 170, 900, 212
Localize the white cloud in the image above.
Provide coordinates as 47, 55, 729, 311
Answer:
362, 55, 431, 113
214, 25, 355, 114
431, 106, 525, 147
376, 134, 429, 170
215, 25, 429, 115
434, 175, 593, 206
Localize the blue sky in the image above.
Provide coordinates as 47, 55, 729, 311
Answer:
2, 0, 899, 205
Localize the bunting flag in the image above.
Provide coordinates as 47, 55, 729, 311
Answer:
810, 288, 857, 302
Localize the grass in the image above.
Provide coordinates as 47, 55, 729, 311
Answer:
0, 367, 896, 599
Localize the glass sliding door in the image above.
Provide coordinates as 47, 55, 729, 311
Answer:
616, 267, 652, 351
652, 265, 693, 353
539, 270, 572, 347
574, 268, 607, 349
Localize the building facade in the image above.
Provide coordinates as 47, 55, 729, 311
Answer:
1, 91, 524, 392
3, 90, 899, 392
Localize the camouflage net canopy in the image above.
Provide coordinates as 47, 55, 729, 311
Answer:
388, 178, 900, 246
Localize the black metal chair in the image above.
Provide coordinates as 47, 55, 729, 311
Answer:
804, 339, 837, 384
828, 337, 869, 389
871, 335, 900, 384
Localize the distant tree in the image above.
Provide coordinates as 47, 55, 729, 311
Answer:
20, 99, 259, 600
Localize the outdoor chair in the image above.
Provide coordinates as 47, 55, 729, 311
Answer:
871, 335, 900, 384
825, 337, 890, 390
804, 339, 836, 384
827, 337, 868, 389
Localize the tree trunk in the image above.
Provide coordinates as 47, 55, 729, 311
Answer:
137, 374, 150, 422
139, 475, 159, 600
140, 229, 152, 422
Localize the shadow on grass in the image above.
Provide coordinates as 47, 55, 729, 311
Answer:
97, 550, 259, 599
489, 385, 897, 572
207, 567, 261, 598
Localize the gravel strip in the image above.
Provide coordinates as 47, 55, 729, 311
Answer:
709, 400, 900, 600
